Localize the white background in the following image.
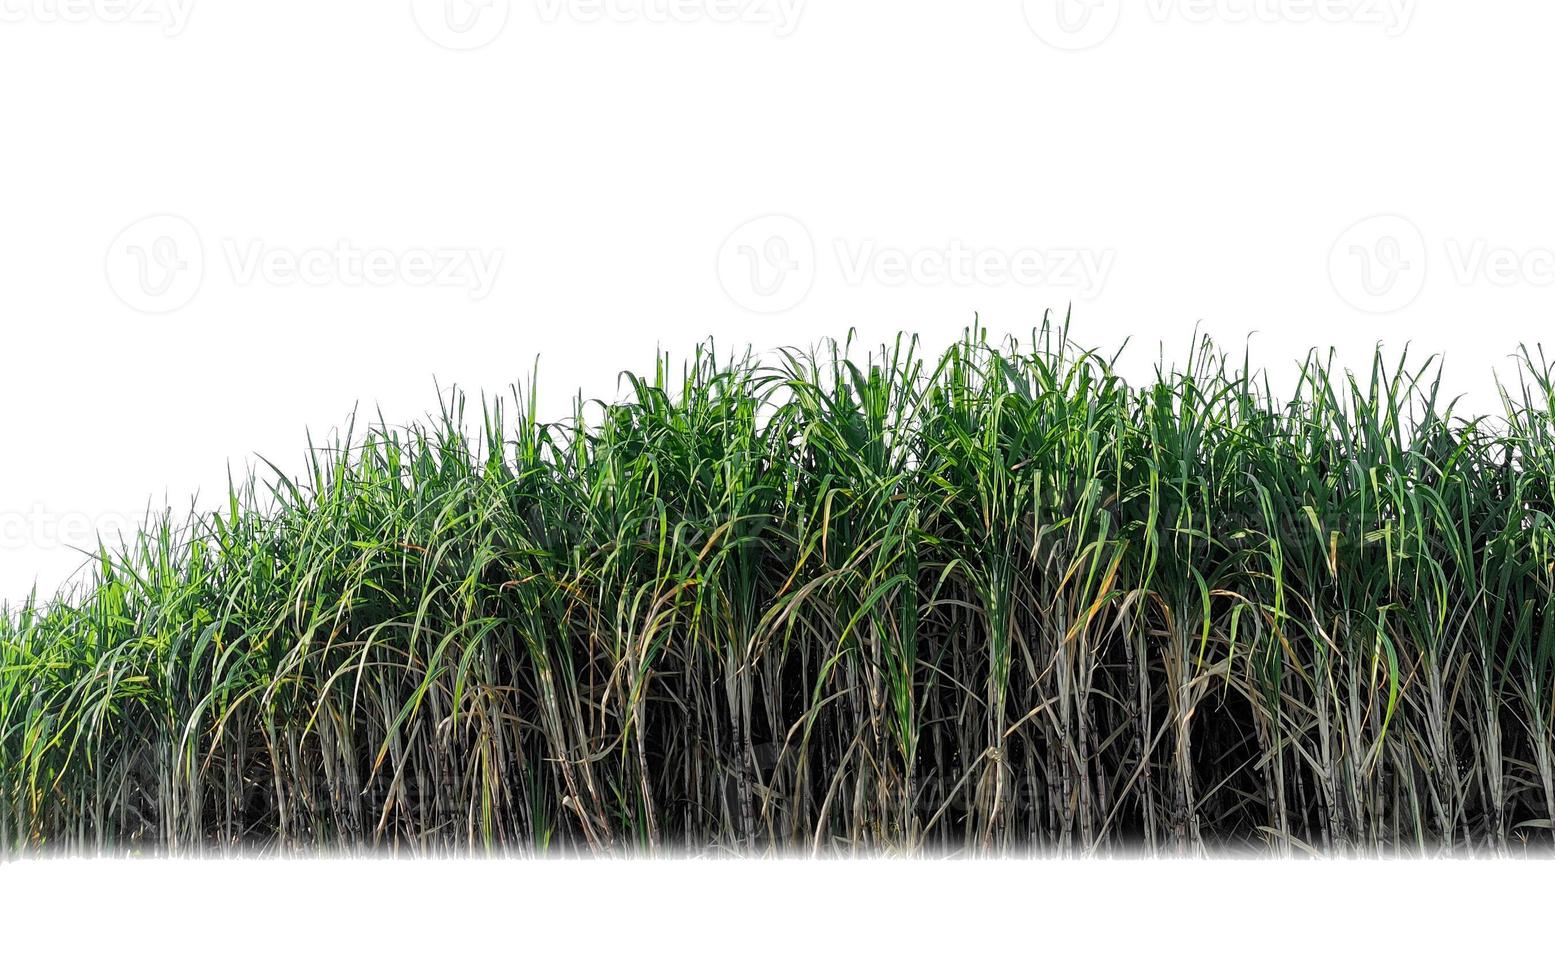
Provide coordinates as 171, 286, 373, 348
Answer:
6, 1, 1555, 602
2, 858, 1551, 977
2, 1, 1551, 967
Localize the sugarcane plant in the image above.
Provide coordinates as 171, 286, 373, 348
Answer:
3, 315, 1554, 856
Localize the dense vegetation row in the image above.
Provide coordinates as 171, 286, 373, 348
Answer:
5, 321, 1555, 856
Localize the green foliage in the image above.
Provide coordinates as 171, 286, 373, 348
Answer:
5, 317, 1555, 855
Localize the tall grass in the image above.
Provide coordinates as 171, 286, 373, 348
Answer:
4, 318, 1555, 856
